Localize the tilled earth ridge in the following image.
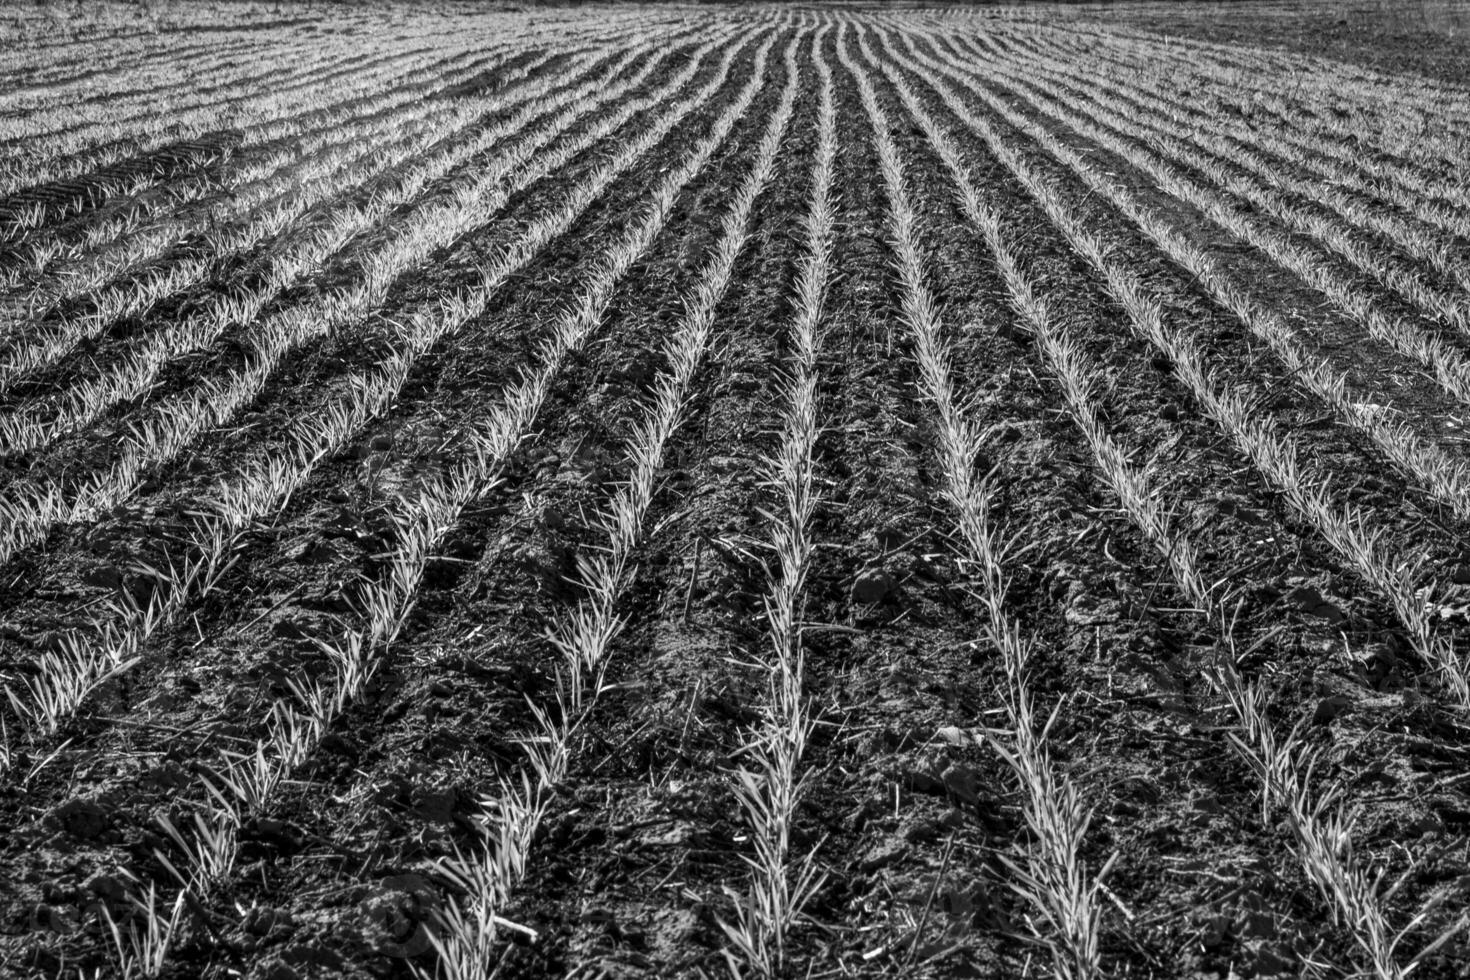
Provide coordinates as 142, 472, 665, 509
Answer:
2, 4, 1470, 980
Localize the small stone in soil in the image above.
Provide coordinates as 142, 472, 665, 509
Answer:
901, 816, 946, 844
935, 725, 968, 747
243, 905, 293, 936
46, 798, 109, 840
80, 563, 124, 592
611, 358, 653, 386
1403, 812, 1443, 837
30, 904, 76, 934
291, 537, 341, 564
1284, 583, 1344, 621
83, 872, 125, 902
1313, 601, 1346, 623
859, 837, 907, 873
852, 567, 895, 603
942, 764, 982, 806
1312, 695, 1353, 725
271, 618, 311, 639
909, 769, 944, 796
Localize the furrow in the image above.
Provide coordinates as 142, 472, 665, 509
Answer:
1, 34, 350, 144
7, 25, 775, 969
993, 27, 1470, 245
0, 23, 538, 204
0, 35, 427, 200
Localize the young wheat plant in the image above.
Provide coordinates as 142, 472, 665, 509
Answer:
721, 26, 835, 980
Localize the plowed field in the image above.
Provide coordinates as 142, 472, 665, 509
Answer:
3, 3, 1470, 978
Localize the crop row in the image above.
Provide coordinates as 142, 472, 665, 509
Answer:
878, 34, 1470, 528
1009, 24, 1470, 234
721, 27, 835, 979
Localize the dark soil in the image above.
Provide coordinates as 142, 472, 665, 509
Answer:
1097, 2, 1470, 89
